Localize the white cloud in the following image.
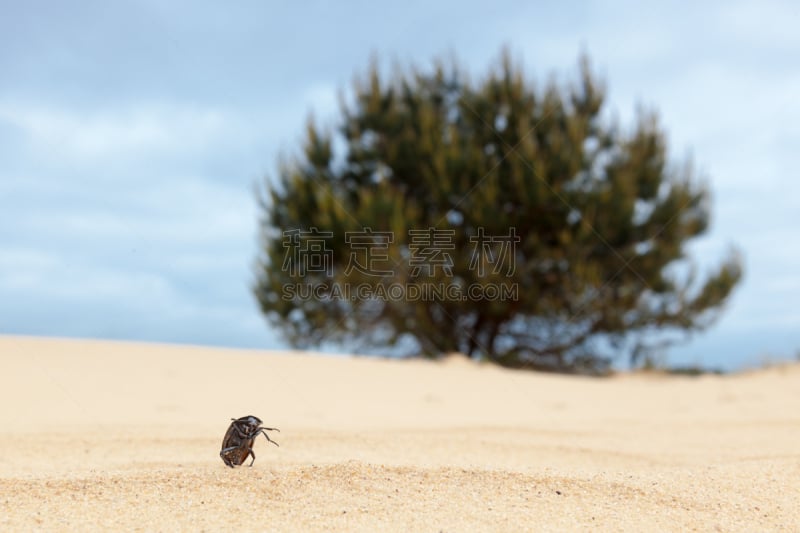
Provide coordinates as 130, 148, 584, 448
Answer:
719, 0, 800, 49
1, 170, 257, 249
0, 102, 235, 160
303, 83, 339, 120
0, 247, 173, 303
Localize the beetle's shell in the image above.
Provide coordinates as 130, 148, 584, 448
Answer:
220, 426, 255, 466
220, 415, 266, 467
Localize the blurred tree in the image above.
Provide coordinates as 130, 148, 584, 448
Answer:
254, 50, 742, 374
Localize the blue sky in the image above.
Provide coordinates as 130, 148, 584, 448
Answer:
1, 0, 798, 369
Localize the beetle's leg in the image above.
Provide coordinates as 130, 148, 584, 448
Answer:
233, 427, 252, 439
254, 429, 280, 447
220, 448, 236, 468
248, 449, 256, 467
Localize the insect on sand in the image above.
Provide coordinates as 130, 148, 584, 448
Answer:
220, 415, 280, 467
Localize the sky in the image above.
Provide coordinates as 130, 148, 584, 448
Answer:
1, 0, 798, 370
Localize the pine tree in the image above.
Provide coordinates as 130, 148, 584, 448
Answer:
254, 50, 742, 373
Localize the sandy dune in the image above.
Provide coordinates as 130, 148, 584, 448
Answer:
1, 336, 798, 531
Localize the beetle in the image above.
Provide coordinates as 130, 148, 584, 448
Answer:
219, 415, 280, 468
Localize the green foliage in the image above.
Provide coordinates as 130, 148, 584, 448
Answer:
254, 49, 742, 374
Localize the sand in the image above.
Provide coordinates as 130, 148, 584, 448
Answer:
0, 335, 798, 531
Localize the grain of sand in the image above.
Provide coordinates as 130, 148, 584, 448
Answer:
1, 336, 799, 531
